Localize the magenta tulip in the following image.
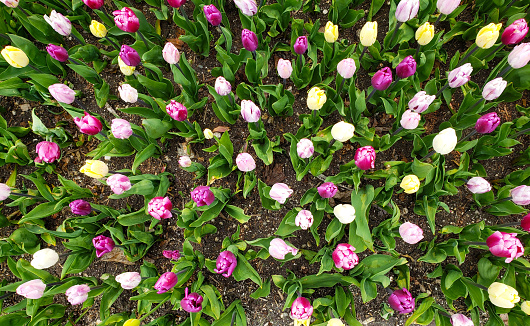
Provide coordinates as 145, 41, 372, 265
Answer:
82, 0, 103, 9
181, 287, 203, 312
388, 288, 415, 313
35, 141, 60, 164
46, 44, 68, 62
113, 7, 140, 33
242, 29, 258, 52
396, 55, 416, 79
332, 243, 359, 270
293, 36, 308, 55
214, 251, 237, 278
203, 4, 222, 26
354, 146, 376, 170
166, 100, 188, 121
290, 297, 313, 321
74, 112, 103, 135
372, 67, 393, 90
317, 182, 337, 198
154, 272, 178, 294
92, 235, 115, 257
191, 186, 215, 206
502, 19, 528, 45
148, 196, 173, 220
475, 112, 500, 134
486, 231, 524, 263
163, 250, 181, 260
70, 199, 92, 215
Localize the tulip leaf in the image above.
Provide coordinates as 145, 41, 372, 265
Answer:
405, 297, 434, 326
131, 144, 157, 174
250, 278, 271, 299
224, 205, 251, 224
350, 185, 375, 251
232, 252, 262, 287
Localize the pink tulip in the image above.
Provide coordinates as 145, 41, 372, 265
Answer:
191, 186, 215, 206
408, 91, 435, 113
148, 196, 173, 219
332, 243, 359, 270
395, 0, 420, 23
269, 183, 293, 204
35, 141, 60, 164
290, 297, 313, 321
167, 0, 186, 8
508, 43, 530, 69
74, 112, 103, 136
65, 284, 91, 305
163, 250, 181, 260
399, 222, 424, 244
466, 177, 491, 194
44, 10, 72, 36
115, 272, 142, 289
354, 146, 376, 170
113, 7, 140, 33
118, 84, 138, 103
295, 210, 314, 230
277, 58, 293, 79
0, 183, 11, 201
236, 152, 256, 172
437, 0, 460, 15
106, 174, 131, 195
269, 238, 298, 259
400, 110, 421, 129
240, 100, 261, 123
166, 100, 188, 121
448, 63, 473, 88
154, 272, 178, 294
511, 185, 530, 205
49, 83, 75, 104
450, 313, 474, 326
162, 42, 180, 65
16, 279, 46, 299
482, 78, 507, 101
296, 138, 314, 158
215, 76, 232, 96
234, 0, 257, 16
179, 156, 192, 167
486, 231, 524, 263
337, 58, 356, 79
111, 119, 133, 139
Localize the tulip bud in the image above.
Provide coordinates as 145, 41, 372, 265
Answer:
400, 110, 421, 130
317, 182, 337, 199
295, 210, 314, 230
214, 251, 237, 277
450, 314, 473, 326
46, 44, 68, 62
115, 272, 142, 289
191, 186, 215, 206
482, 77, 507, 101
154, 272, 178, 294
399, 222, 424, 244
163, 250, 181, 260
49, 83, 76, 104
124, 320, 140, 326
65, 284, 91, 305
1, 46, 29, 68
74, 112, 103, 136
119, 45, 141, 67
92, 235, 115, 257
290, 297, 313, 321
297, 138, 314, 158
80, 160, 109, 179
293, 36, 308, 55
179, 156, 192, 168
521, 213, 530, 232
476, 23, 502, 49
448, 63, 472, 88
331, 121, 355, 142
360, 21, 377, 47
240, 99, 261, 122
118, 56, 136, 76
162, 42, 180, 65
501, 19, 528, 45
83, 0, 103, 9
486, 231, 524, 263
269, 183, 293, 204
396, 55, 417, 79
488, 282, 520, 308
148, 196, 173, 219
167, 0, 186, 8
236, 152, 256, 172
466, 177, 491, 194
416, 22, 434, 46
242, 29, 258, 52
0, 0, 19, 8
181, 287, 204, 312
332, 243, 359, 270
324, 21, 339, 43
107, 174, 131, 195
408, 91, 435, 113
371, 67, 393, 90
337, 58, 356, 79
432, 128, 457, 155
69, 199, 92, 215
269, 238, 298, 259
234, 0, 257, 16
113, 7, 140, 33
510, 185, 530, 205
333, 204, 356, 224
89, 20, 107, 38
354, 146, 376, 170
111, 119, 133, 139
277, 58, 293, 79
215, 76, 232, 96
16, 279, 46, 299
437, 0, 460, 15
475, 112, 500, 134
31, 248, 59, 269
507, 42, 530, 69
388, 288, 415, 313
118, 84, 138, 103
166, 100, 188, 121
204, 128, 214, 139
521, 301, 530, 315
35, 141, 60, 164
328, 319, 345, 326
44, 10, 72, 36
400, 175, 420, 194
307, 86, 327, 111
0, 183, 10, 201
395, 0, 420, 23
203, 4, 222, 26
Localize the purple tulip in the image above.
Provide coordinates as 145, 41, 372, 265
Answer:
332, 243, 359, 270
521, 213, 530, 232
16, 279, 46, 299
317, 182, 337, 198
35, 141, 60, 164
111, 119, 133, 139
236, 152, 256, 172
119, 45, 141, 67
166, 100, 188, 121
354, 146, 376, 170
163, 250, 181, 260
400, 110, 420, 129
297, 138, 314, 158
396, 55, 416, 79
466, 177, 491, 194
167, 0, 186, 8
371, 67, 393, 90
181, 287, 203, 312
395, 0, 420, 23
49, 83, 75, 104
290, 297, 313, 321
203, 4, 222, 26
486, 231, 524, 263
293, 36, 308, 55
74, 112, 103, 135
113, 7, 140, 33
408, 91, 435, 113
501, 19, 528, 45
482, 78, 507, 101
92, 235, 115, 258
65, 284, 91, 305
70, 199, 92, 215
242, 29, 258, 52
83, 0, 103, 9
448, 63, 472, 88
107, 174, 131, 195
154, 272, 178, 294
475, 112, 500, 134
46, 44, 68, 62
388, 288, 415, 314
191, 186, 215, 206
148, 196, 173, 220
511, 185, 530, 205
508, 42, 530, 69
214, 251, 237, 277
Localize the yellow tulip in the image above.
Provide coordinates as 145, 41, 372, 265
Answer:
400, 175, 420, 194
521, 301, 530, 315
324, 21, 339, 43
327, 318, 345, 326
203, 128, 214, 139
123, 319, 141, 326
307, 86, 326, 111
476, 23, 502, 49
294, 319, 311, 326
415, 22, 435, 46
118, 57, 135, 76
89, 20, 107, 38
80, 160, 109, 179
360, 21, 377, 47
1, 46, 29, 68
488, 282, 520, 308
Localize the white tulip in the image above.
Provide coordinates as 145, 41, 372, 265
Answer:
31, 248, 59, 269
331, 121, 355, 142
432, 128, 457, 155
333, 204, 356, 224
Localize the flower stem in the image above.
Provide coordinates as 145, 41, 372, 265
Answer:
229, 93, 234, 106
456, 45, 478, 67
512, 127, 530, 138
230, 311, 237, 326
461, 277, 488, 290
185, 119, 194, 129
104, 36, 120, 51
435, 83, 449, 98
98, 131, 109, 140
389, 22, 403, 47
434, 14, 443, 27
100, 7, 113, 24
420, 150, 435, 161
28, 64, 45, 74
498, 66, 512, 78
73, 99, 89, 111
366, 88, 377, 103
500, 0, 517, 17
70, 33, 84, 45
138, 99, 150, 108
333, 78, 346, 101
180, 5, 190, 25
391, 126, 404, 136
495, 221, 520, 228
68, 57, 81, 65
462, 241, 487, 246
359, 47, 368, 61
415, 45, 421, 60
10, 192, 44, 200
458, 129, 477, 143
0, 292, 15, 300
137, 31, 150, 51
484, 44, 504, 60
466, 98, 484, 113
174, 62, 184, 74
298, 54, 302, 72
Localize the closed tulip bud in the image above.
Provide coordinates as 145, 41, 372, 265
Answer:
46, 44, 68, 62
118, 56, 135, 76
74, 112, 103, 135
502, 19, 528, 45
65, 284, 90, 305
328, 319, 345, 326
115, 272, 142, 289
269, 183, 293, 204
450, 314, 473, 326
166, 100, 188, 121
89, 20, 107, 38
111, 119, 133, 139
482, 77, 507, 101
488, 282, 520, 308
167, 0, 186, 8
508, 42, 530, 69
337, 58, 356, 79
324, 21, 339, 43
31, 248, 59, 269
416, 22, 434, 45
148, 196, 173, 219
400, 110, 421, 129
354, 146, 376, 170
80, 160, 108, 179
154, 272, 178, 294
16, 279, 46, 299
399, 222, 424, 244
179, 156, 192, 167
162, 42, 180, 65
432, 128, 457, 155
388, 288, 415, 313
124, 320, 141, 326
44, 10, 72, 36
214, 251, 237, 277
295, 210, 314, 230
242, 29, 258, 52
204, 128, 214, 139
395, 0, 420, 23
293, 36, 308, 55
69, 199, 92, 215
83, 0, 103, 9
317, 182, 338, 199
360, 21, 378, 47
437, 0, 460, 15
35, 141, 60, 164
113, 7, 139, 33
215, 76, 232, 96
277, 58, 293, 79
408, 91, 435, 113
118, 84, 138, 103
466, 177, 491, 194
240, 100, 261, 122
486, 231, 524, 263
191, 186, 215, 206
331, 121, 355, 142
521, 301, 530, 315
297, 138, 314, 158
371, 67, 393, 90
396, 55, 417, 79
510, 185, 530, 205
332, 243, 359, 269
0, 183, 11, 201
181, 287, 204, 312
49, 83, 75, 104
107, 174, 131, 195
400, 174, 420, 194
92, 235, 115, 257
269, 238, 298, 259
1, 46, 29, 68
203, 4, 222, 26
521, 213, 530, 232
291, 297, 313, 321
476, 23, 502, 49
119, 45, 141, 67
1, 0, 19, 8
236, 152, 256, 172
307, 86, 327, 111
234, 0, 257, 16
448, 63, 473, 88
333, 204, 356, 224
163, 250, 181, 260
475, 112, 500, 134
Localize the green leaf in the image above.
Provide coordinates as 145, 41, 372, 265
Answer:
132, 143, 157, 173
224, 205, 251, 223
351, 185, 375, 251
250, 278, 271, 299
405, 297, 434, 326
232, 252, 262, 287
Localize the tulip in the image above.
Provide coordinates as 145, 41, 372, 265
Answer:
450, 314, 473, 326
269, 183, 293, 204
400, 110, 421, 130
46, 44, 68, 62
475, 112, 500, 134
80, 160, 108, 179
35, 141, 60, 164
162, 42, 180, 65
396, 56, 417, 79
179, 156, 192, 168
354, 146, 376, 170
432, 128, 457, 155
111, 119, 133, 139
191, 186, 215, 206
113, 7, 140, 33
65, 284, 90, 305
360, 21, 377, 47
240, 100, 261, 122
476, 23, 502, 49
0, 183, 10, 201
399, 222, 424, 244
400, 175, 420, 194
148, 196, 173, 219
107, 174, 131, 195
181, 287, 203, 312
44, 10, 72, 36
324, 21, 339, 43
408, 91, 435, 113
154, 272, 178, 294
204, 128, 214, 139
203, 4, 222, 26
297, 138, 314, 159
124, 319, 141, 326
333, 204, 356, 224
508, 43, 530, 69
318, 182, 337, 199
93, 235, 115, 257
511, 185, 530, 205
291, 297, 313, 320
16, 279, 46, 299
295, 210, 314, 230
502, 19, 528, 45
337, 58, 356, 79
437, 0, 460, 15
234, 0, 257, 16
83, 0, 103, 9
307, 87, 327, 111
448, 63, 473, 88
215, 76, 232, 96
242, 29, 258, 52
332, 243, 359, 270
482, 78, 507, 101
395, 0, 419, 22
69, 199, 92, 215
269, 238, 298, 259
163, 250, 181, 260
487, 231, 524, 263
166, 100, 188, 121
293, 36, 308, 55
214, 251, 237, 277
277, 59, 293, 79
416, 22, 434, 46
0, 0, 18, 8
331, 121, 355, 142
371, 67, 393, 90
236, 153, 256, 172
521, 213, 530, 231
116, 272, 142, 290
49, 83, 76, 104
31, 248, 59, 269
167, 0, 186, 8
521, 301, 530, 315
488, 282, 520, 308
1, 46, 29, 68
327, 319, 345, 326
89, 20, 107, 38
466, 177, 491, 194
388, 288, 415, 313
118, 56, 135, 76
119, 45, 141, 67
118, 84, 138, 103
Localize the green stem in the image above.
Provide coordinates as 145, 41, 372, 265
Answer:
139, 297, 170, 322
